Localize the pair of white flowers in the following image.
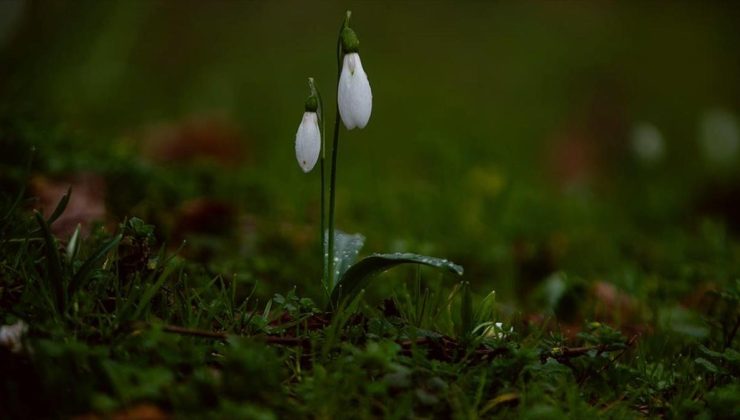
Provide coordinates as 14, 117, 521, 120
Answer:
295, 52, 372, 172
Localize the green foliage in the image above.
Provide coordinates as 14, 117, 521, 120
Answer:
2, 171, 735, 418
327, 229, 365, 288
330, 252, 464, 308
1, 3, 739, 418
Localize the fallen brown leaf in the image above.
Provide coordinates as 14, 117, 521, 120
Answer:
30, 173, 106, 238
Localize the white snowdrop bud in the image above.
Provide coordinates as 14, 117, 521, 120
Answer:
295, 111, 321, 172
338, 52, 372, 130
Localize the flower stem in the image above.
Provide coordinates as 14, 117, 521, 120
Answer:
309, 77, 329, 298
327, 11, 352, 306
320, 142, 327, 297
327, 107, 340, 296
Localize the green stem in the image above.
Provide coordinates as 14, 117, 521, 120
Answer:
308, 77, 329, 298
327, 12, 351, 306
319, 109, 328, 297
327, 110, 340, 297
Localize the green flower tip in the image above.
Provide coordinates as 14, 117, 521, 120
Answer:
341, 27, 360, 54
304, 95, 318, 112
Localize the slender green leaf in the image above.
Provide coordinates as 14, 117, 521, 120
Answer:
330, 252, 463, 308
132, 261, 179, 319
47, 187, 71, 226
695, 357, 720, 373
66, 224, 82, 262
34, 210, 66, 312
68, 233, 123, 297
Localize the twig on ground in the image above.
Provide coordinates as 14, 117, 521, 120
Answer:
158, 323, 508, 363
541, 334, 639, 365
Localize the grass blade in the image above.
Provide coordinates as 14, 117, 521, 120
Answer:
68, 233, 123, 298
66, 224, 82, 261
34, 210, 66, 312
132, 261, 179, 320
46, 186, 71, 226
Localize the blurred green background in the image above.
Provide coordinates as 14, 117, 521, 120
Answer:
1, 0, 739, 305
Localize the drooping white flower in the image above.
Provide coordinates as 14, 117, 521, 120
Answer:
295, 111, 321, 172
631, 122, 664, 163
338, 52, 372, 130
700, 109, 739, 166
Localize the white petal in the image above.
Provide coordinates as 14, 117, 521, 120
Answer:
295, 112, 320, 172
338, 53, 372, 130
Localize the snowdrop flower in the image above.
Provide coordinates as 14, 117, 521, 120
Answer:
295, 97, 321, 173
338, 27, 372, 130
631, 122, 664, 163
700, 109, 739, 166
0, 320, 27, 353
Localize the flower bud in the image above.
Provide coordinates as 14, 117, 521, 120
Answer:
295, 112, 321, 172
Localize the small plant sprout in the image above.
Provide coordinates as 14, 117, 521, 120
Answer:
295, 11, 463, 310
482, 322, 514, 340
337, 25, 372, 130
295, 87, 321, 173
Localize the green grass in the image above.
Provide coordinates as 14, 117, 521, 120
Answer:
2, 2, 740, 418
0, 156, 738, 418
